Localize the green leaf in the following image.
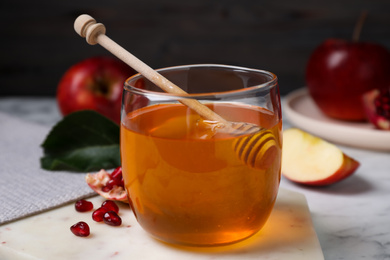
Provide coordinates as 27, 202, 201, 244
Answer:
41, 110, 121, 172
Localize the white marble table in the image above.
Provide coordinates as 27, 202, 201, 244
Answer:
1, 97, 390, 260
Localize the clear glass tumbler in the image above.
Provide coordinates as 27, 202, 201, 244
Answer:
120, 64, 282, 246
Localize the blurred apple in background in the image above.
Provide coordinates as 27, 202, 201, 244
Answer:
305, 13, 390, 121
57, 56, 137, 124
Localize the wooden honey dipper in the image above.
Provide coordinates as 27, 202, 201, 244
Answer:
74, 14, 278, 169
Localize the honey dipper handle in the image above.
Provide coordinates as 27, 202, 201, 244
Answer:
74, 14, 228, 124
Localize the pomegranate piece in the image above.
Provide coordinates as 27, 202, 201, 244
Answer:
375, 89, 390, 118
85, 168, 128, 203
102, 200, 119, 214
70, 221, 90, 237
103, 211, 122, 226
92, 207, 108, 222
75, 199, 93, 212
363, 88, 390, 130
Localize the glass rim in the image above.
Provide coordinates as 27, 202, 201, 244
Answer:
123, 64, 278, 99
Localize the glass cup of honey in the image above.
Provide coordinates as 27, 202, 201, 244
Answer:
120, 64, 282, 246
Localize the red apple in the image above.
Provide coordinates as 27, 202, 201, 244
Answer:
282, 128, 360, 186
57, 56, 137, 124
306, 39, 390, 121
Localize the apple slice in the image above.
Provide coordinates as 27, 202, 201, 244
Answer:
282, 128, 360, 186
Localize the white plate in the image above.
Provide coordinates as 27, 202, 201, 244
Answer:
284, 88, 390, 152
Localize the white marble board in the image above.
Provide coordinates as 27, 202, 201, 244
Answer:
0, 188, 324, 260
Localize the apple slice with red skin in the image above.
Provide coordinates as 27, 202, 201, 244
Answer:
282, 128, 360, 186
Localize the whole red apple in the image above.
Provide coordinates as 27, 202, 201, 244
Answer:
306, 39, 390, 121
57, 56, 137, 124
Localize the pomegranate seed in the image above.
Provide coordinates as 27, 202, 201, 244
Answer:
110, 166, 123, 181
102, 200, 119, 213
112, 178, 123, 187
70, 221, 90, 237
75, 199, 93, 212
102, 180, 115, 192
102, 179, 123, 192
92, 207, 108, 222
103, 211, 122, 226
101, 185, 112, 192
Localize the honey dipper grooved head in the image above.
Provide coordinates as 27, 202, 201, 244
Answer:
234, 129, 278, 170
74, 14, 106, 45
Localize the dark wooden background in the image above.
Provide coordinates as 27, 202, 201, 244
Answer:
1, 0, 390, 97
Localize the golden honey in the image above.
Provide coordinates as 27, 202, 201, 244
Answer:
120, 103, 281, 246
